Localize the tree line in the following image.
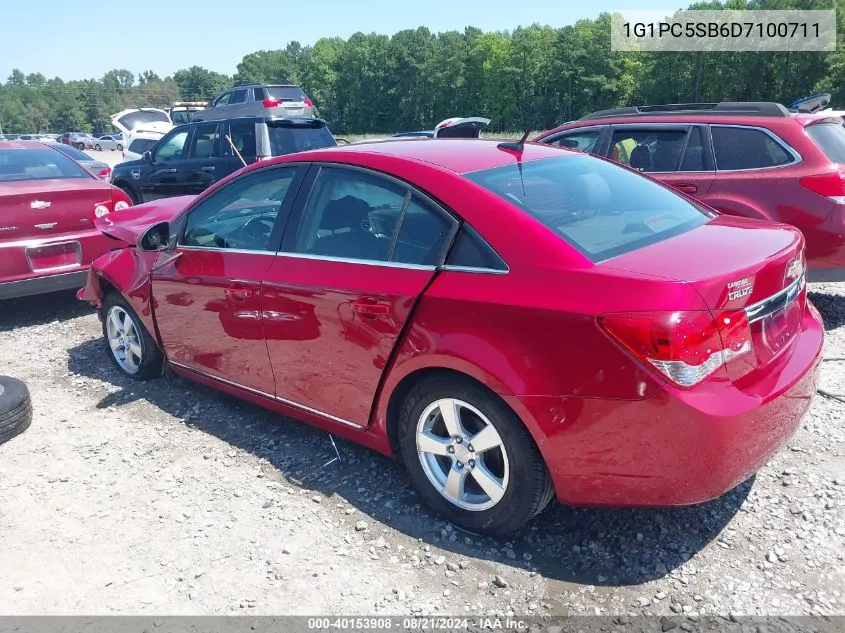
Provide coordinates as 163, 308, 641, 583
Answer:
1, 0, 842, 135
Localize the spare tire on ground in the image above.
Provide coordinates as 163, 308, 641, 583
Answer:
0, 376, 32, 445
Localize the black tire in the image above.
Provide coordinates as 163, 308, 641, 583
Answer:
95, 144, 102, 151
0, 376, 33, 445
116, 183, 140, 205
76, 143, 85, 150
398, 375, 554, 535
117, 144, 123, 151
101, 293, 163, 380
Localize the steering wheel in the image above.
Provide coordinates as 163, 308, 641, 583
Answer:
225, 216, 274, 250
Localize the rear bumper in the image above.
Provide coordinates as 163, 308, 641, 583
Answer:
508, 303, 824, 507
0, 270, 88, 300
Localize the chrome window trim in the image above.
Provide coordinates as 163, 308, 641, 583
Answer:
709, 124, 803, 172
276, 251, 437, 271
168, 361, 364, 429
744, 272, 805, 324
177, 245, 277, 256
440, 264, 509, 275
539, 125, 607, 146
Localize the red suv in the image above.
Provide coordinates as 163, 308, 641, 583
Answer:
536, 101, 845, 281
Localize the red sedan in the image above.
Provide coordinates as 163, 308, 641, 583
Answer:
77, 139, 824, 534
0, 141, 132, 300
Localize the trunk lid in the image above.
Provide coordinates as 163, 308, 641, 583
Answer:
0, 178, 115, 240
110, 108, 173, 137
603, 214, 806, 380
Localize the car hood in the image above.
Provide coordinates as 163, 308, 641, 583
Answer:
113, 158, 146, 172
95, 195, 196, 245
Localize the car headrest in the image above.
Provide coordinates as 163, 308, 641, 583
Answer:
629, 145, 651, 170
319, 196, 372, 231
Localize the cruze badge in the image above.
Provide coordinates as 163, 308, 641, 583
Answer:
30, 200, 51, 209
727, 277, 754, 301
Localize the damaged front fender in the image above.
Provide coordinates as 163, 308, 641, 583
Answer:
76, 247, 162, 339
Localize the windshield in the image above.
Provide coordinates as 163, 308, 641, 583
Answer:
465, 155, 712, 262
806, 122, 845, 163
268, 123, 336, 155
0, 147, 91, 181
265, 86, 306, 101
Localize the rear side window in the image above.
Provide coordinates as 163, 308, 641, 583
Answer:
806, 122, 845, 163
608, 127, 707, 172
465, 155, 711, 263
267, 122, 336, 155
711, 126, 793, 170
265, 86, 306, 101
446, 224, 507, 271
128, 138, 157, 155
229, 89, 248, 104
226, 122, 257, 160
0, 148, 90, 181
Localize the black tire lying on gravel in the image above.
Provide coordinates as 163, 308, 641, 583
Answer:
0, 376, 32, 445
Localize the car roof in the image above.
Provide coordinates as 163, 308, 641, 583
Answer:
289, 138, 574, 174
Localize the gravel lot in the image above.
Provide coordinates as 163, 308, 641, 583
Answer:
0, 268, 842, 617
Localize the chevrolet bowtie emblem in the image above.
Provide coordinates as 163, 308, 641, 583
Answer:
786, 257, 803, 281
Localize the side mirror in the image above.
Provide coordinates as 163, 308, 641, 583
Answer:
139, 221, 171, 251
142, 150, 153, 163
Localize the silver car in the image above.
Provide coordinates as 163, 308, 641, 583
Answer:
195, 84, 315, 122
93, 134, 124, 151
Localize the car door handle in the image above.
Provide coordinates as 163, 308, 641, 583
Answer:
201, 166, 215, 172
161, 168, 178, 174
674, 183, 698, 193
352, 299, 390, 315
225, 286, 254, 302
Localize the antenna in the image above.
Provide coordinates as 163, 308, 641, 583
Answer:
497, 129, 532, 153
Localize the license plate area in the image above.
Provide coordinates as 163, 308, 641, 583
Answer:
756, 290, 801, 361
26, 241, 82, 271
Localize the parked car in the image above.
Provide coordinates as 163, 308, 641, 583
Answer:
0, 141, 132, 300
109, 107, 175, 163
93, 134, 123, 151
168, 102, 208, 125
47, 143, 112, 180
195, 84, 315, 122
110, 115, 336, 205
59, 132, 95, 150
78, 138, 822, 535
389, 117, 491, 140
535, 101, 845, 282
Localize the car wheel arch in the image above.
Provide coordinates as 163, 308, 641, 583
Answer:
381, 365, 548, 465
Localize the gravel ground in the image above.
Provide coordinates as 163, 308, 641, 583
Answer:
0, 281, 842, 618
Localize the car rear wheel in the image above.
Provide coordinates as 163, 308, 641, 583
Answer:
116, 184, 140, 205
116, 144, 123, 151
76, 143, 85, 150
102, 294, 163, 380
398, 375, 554, 535
95, 144, 102, 151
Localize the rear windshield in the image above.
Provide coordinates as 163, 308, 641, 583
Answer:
267, 122, 336, 155
128, 138, 158, 154
465, 155, 712, 262
265, 86, 306, 101
806, 122, 845, 163
50, 143, 91, 161
0, 147, 91, 182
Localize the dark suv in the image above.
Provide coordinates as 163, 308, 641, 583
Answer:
110, 115, 336, 204
536, 101, 845, 281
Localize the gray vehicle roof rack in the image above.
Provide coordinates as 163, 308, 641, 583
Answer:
580, 101, 791, 120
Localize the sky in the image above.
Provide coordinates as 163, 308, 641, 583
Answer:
0, 0, 679, 82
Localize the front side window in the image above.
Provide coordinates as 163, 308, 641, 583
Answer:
711, 126, 793, 170
181, 166, 301, 252
0, 147, 91, 181
608, 126, 707, 172
155, 130, 189, 162
465, 155, 711, 262
187, 124, 220, 159
545, 129, 602, 152
214, 92, 232, 107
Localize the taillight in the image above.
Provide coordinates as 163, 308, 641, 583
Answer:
799, 170, 845, 204
262, 99, 282, 108
114, 200, 130, 211
303, 98, 314, 107
599, 310, 752, 388
93, 204, 110, 219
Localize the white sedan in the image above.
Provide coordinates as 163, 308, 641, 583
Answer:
93, 135, 124, 151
